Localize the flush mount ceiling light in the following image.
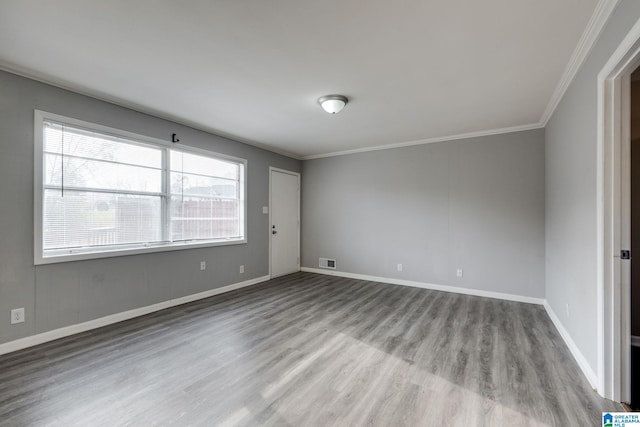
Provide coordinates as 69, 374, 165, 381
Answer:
318, 95, 348, 114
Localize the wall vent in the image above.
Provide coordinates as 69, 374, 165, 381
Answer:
319, 258, 336, 269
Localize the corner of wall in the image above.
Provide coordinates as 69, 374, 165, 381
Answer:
543, 301, 598, 389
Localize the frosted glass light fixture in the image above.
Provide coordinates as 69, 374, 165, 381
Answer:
318, 95, 348, 114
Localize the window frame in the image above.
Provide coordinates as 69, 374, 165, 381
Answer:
34, 110, 247, 265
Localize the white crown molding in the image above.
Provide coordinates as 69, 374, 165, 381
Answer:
302, 122, 544, 160
0, 64, 302, 161
540, 0, 621, 125
1, 1, 619, 162
0, 275, 270, 356
301, 267, 545, 305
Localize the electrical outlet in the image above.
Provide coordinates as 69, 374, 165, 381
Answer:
200, 261, 206, 271
456, 268, 463, 278
239, 265, 245, 274
566, 303, 570, 318
11, 308, 25, 324
397, 263, 403, 272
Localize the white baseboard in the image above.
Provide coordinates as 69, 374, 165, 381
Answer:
0, 275, 270, 356
302, 267, 599, 390
543, 301, 598, 389
1, 269, 599, 396
301, 267, 545, 305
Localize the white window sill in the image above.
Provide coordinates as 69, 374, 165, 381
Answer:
35, 238, 247, 265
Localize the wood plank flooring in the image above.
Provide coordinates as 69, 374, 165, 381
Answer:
0, 272, 623, 426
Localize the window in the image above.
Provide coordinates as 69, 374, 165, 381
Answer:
35, 111, 246, 264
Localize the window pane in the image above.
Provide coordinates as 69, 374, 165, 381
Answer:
45, 153, 162, 193
44, 124, 162, 168
43, 190, 162, 251
39, 114, 246, 261
169, 149, 242, 242
170, 196, 239, 241
170, 173, 238, 198
171, 150, 238, 179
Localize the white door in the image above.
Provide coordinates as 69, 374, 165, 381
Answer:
270, 168, 300, 277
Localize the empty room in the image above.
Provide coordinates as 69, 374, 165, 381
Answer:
1, 0, 640, 425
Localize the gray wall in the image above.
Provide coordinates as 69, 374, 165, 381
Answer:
632, 82, 640, 337
632, 135, 640, 336
0, 70, 300, 345
545, 0, 640, 373
302, 129, 545, 298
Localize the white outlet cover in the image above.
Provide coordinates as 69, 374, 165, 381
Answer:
456, 269, 463, 278
262, 206, 269, 214
200, 261, 206, 270
240, 265, 245, 274
11, 308, 25, 324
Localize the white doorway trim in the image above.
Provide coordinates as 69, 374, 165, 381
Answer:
597, 17, 640, 402
268, 167, 300, 278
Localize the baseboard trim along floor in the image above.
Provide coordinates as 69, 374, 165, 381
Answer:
301, 267, 544, 305
543, 301, 598, 389
0, 268, 599, 399
0, 275, 270, 357
301, 267, 599, 393
0, 272, 620, 425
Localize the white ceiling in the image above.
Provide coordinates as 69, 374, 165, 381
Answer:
0, 0, 604, 158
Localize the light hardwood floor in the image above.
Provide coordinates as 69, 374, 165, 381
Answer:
0, 272, 623, 426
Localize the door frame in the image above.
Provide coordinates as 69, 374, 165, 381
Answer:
268, 167, 301, 278
597, 17, 640, 402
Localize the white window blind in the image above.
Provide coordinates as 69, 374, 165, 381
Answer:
36, 112, 246, 263
170, 150, 243, 242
